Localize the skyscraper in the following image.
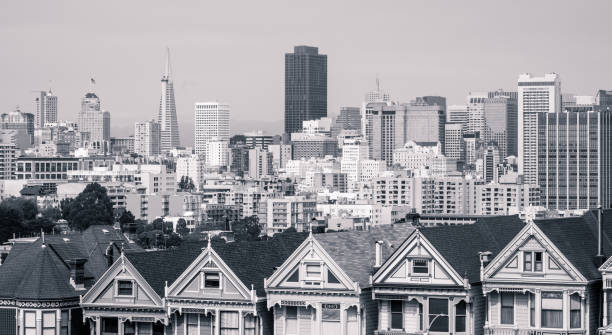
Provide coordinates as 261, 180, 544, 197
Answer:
363, 102, 403, 164
405, 97, 446, 151
158, 48, 180, 152
34, 90, 57, 128
517, 73, 561, 185
134, 120, 161, 157
77, 92, 110, 147
284, 46, 327, 135
194, 102, 230, 157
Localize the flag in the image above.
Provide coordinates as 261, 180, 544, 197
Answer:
90, 78, 96, 85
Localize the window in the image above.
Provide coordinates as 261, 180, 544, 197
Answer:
24, 311, 36, 335
139, 323, 153, 335
570, 294, 581, 328
541, 292, 563, 328
501, 293, 514, 325
123, 321, 135, 335
524, 251, 543, 272
287, 268, 299, 282
220, 311, 239, 335
101, 318, 118, 334
455, 301, 466, 332
117, 280, 133, 296
327, 270, 340, 284
391, 300, 403, 329
204, 273, 220, 288
322, 305, 340, 322
286, 307, 297, 335
60, 310, 69, 335
429, 298, 449, 332
530, 293, 535, 327
187, 314, 198, 335
305, 264, 321, 279
245, 315, 257, 335
42, 311, 56, 335
412, 259, 429, 274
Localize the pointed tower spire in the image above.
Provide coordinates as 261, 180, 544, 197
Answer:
164, 47, 172, 80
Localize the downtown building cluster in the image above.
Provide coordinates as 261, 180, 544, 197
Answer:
1, 44, 612, 335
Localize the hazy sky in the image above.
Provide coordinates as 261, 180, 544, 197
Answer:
1, 0, 611, 146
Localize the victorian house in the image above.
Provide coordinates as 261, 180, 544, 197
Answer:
264, 224, 414, 335
482, 210, 612, 335
0, 225, 135, 335
371, 216, 524, 335
80, 233, 307, 335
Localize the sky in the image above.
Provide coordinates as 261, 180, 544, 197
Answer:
1, 0, 611, 147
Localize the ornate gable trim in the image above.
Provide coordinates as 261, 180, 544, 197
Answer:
372, 230, 466, 287
81, 253, 163, 307
264, 234, 357, 292
482, 222, 587, 283
165, 244, 253, 301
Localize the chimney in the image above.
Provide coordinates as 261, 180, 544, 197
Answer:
375, 241, 383, 267
67, 258, 87, 290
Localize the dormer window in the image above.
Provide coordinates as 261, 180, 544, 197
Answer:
305, 263, 321, 280
524, 251, 543, 272
412, 259, 429, 275
117, 280, 133, 296
204, 272, 220, 288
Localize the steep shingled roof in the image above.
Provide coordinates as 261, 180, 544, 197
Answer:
315, 224, 415, 287
535, 209, 612, 281
420, 215, 525, 283
126, 233, 309, 297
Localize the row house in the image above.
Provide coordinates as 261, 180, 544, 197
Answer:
264, 225, 414, 335
80, 234, 307, 335
482, 212, 612, 335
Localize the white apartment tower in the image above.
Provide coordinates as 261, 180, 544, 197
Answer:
158, 48, 180, 152
517, 73, 561, 184
205, 137, 229, 167
77, 92, 110, 145
34, 90, 58, 128
194, 102, 230, 157
134, 120, 161, 157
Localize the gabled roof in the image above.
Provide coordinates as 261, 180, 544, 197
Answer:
0, 241, 78, 301
420, 215, 525, 283
535, 209, 612, 281
315, 224, 415, 287
127, 233, 308, 297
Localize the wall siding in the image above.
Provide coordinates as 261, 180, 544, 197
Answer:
470, 284, 486, 335
360, 289, 379, 335
256, 301, 274, 335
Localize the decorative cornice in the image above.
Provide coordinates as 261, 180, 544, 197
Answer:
0, 298, 80, 308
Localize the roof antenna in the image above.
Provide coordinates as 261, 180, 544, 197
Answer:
376, 74, 380, 92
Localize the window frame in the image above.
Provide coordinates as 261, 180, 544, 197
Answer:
390, 300, 403, 330
500, 292, 515, 325
455, 300, 467, 333
570, 293, 582, 329
523, 251, 544, 273
42, 311, 56, 335
116, 280, 134, 297
411, 258, 429, 276
304, 262, 322, 280
541, 291, 563, 329
201, 271, 221, 289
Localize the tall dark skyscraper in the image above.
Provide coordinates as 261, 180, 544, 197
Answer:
284, 46, 327, 135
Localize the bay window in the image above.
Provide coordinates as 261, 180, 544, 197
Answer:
391, 300, 403, 330
24, 311, 36, 335
429, 298, 449, 332
60, 311, 69, 335
500, 293, 514, 325
570, 294, 581, 328
187, 314, 198, 335
42, 311, 56, 335
541, 292, 563, 328
244, 314, 257, 335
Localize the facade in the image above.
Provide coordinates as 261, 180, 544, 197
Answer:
265, 196, 317, 235
364, 102, 403, 164
248, 148, 273, 179
244, 131, 274, 150
536, 110, 612, 210
34, 90, 58, 128
518, 73, 562, 185
0, 138, 16, 180
77, 92, 111, 150
474, 182, 540, 215
206, 138, 229, 167
312, 172, 348, 193
268, 144, 292, 170
1, 108, 34, 146
406, 97, 446, 153
447, 104, 468, 124
285, 46, 327, 135
482, 212, 611, 335
134, 120, 161, 157
110, 136, 135, 155
392, 141, 456, 175
195, 102, 231, 157
445, 123, 465, 161
158, 48, 180, 152
332, 107, 361, 137
290, 133, 337, 160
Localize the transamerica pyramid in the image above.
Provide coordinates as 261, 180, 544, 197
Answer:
158, 47, 180, 152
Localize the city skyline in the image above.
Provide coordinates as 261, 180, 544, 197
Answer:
1, 0, 612, 147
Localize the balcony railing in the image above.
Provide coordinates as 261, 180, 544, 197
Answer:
485, 327, 586, 335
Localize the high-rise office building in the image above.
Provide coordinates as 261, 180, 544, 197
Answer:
332, 107, 361, 137
284, 46, 327, 135
248, 147, 273, 179
483, 145, 500, 183
134, 120, 161, 157
77, 92, 110, 146
444, 123, 465, 161
34, 90, 58, 128
537, 110, 612, 210
158, 48, 180, 152
596, 90, 612, 108
205, 137, 229, 167
194, 102, 230, 157
1, 107, 34, 146
363, 102, 403, 164
447, 105, 468, 124
484, 95, 518, 158
405, 97, 446, 151
518, 73, 561, 185
466, 92, 487, 136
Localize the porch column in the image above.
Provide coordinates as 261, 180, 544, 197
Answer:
36, 311, 42, 335
563, 290, 569, 330
449, 298, 455, 334
239, 311, 244, 335
467, 302, 472, 335
535, 289, 541, 328
118, 319, 124, 335
56, 310, 61, 335
423, 298, 429, 332
214, 309, 220, 335
605, 291, 608, 326
96, 317, 101, 335
316, 303, 322, 335
18, 309, 23, 335
339, 304, 346, 335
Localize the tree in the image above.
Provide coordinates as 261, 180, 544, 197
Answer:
231, 216, 262, 242
177, 176, 195, 192
63, 183, 114, 231
176, 218, 190, 236
0, 197, 56, 243
134, 218, 183, 249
